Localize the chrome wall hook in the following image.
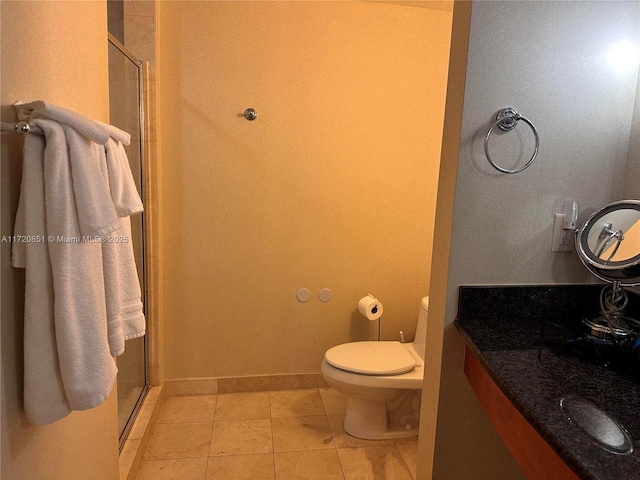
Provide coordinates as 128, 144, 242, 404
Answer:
243, 108, 257, 121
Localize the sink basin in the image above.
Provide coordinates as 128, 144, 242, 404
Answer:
560, 395, 633, 455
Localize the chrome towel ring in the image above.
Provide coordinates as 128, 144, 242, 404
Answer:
484, 107, 539, 174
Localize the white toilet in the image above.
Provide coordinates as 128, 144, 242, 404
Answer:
321, 296, 428, 440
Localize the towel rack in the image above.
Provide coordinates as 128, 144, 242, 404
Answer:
1, 121, 44, 135
484, 108, 539, 174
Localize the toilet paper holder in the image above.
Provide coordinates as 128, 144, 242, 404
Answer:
358, 294, 384, 341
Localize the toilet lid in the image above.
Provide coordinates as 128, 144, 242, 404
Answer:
324, 341, 416, 376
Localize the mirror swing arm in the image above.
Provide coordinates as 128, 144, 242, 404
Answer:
596, 223, 624, 260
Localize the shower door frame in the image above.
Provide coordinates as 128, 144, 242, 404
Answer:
107, 32, 150, 451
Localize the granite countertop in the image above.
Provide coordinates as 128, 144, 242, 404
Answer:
456, 285, 640, 480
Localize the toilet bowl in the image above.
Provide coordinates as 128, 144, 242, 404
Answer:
321, 296, 428, 440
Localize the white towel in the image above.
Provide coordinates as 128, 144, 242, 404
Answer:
101, 130, 145, 357
13, 131, 71, 425
102, 217, 146, 357
12, 103, 145, 424
11, 175, 27, 268
38, 119, 117, 412
14, 101, 120, 236
14, 100, 110, 145
96, 120, 131, 146
64, 126, 120, 237
98, 122, 144, 218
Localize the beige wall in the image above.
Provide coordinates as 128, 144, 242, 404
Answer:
420, 1, 640, 479
1, 2, 120, 479
157, 1, 452, 379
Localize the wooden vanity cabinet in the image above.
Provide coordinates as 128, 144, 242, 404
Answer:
464, 346, 580, 480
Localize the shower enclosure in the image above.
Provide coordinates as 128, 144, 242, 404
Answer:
107, 34, 149, 448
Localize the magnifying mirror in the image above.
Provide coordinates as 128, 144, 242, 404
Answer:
576, 200, 640, 286
576, 200, 640, 338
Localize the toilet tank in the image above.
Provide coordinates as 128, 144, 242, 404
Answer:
412, 296, 429, 360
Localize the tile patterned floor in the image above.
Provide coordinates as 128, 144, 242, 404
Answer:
135, 388, 418, 480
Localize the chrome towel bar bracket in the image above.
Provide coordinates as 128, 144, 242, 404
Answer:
484, 107, 539, 174
2, 121, 31, 134
1, 121, 44, 135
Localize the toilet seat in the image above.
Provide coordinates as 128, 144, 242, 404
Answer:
324, 341, 416, 376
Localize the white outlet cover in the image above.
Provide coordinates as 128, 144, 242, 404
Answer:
551, 213, 574, 253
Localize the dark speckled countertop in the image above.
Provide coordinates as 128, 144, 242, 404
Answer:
456, 285, 640, 480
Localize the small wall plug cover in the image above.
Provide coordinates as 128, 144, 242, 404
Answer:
296, 288, 311, 302
318, 288, 332, 302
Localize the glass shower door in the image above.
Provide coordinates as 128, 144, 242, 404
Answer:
107, 34, 148, 447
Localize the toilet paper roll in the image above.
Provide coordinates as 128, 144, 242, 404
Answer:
357, 294, 383, 321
